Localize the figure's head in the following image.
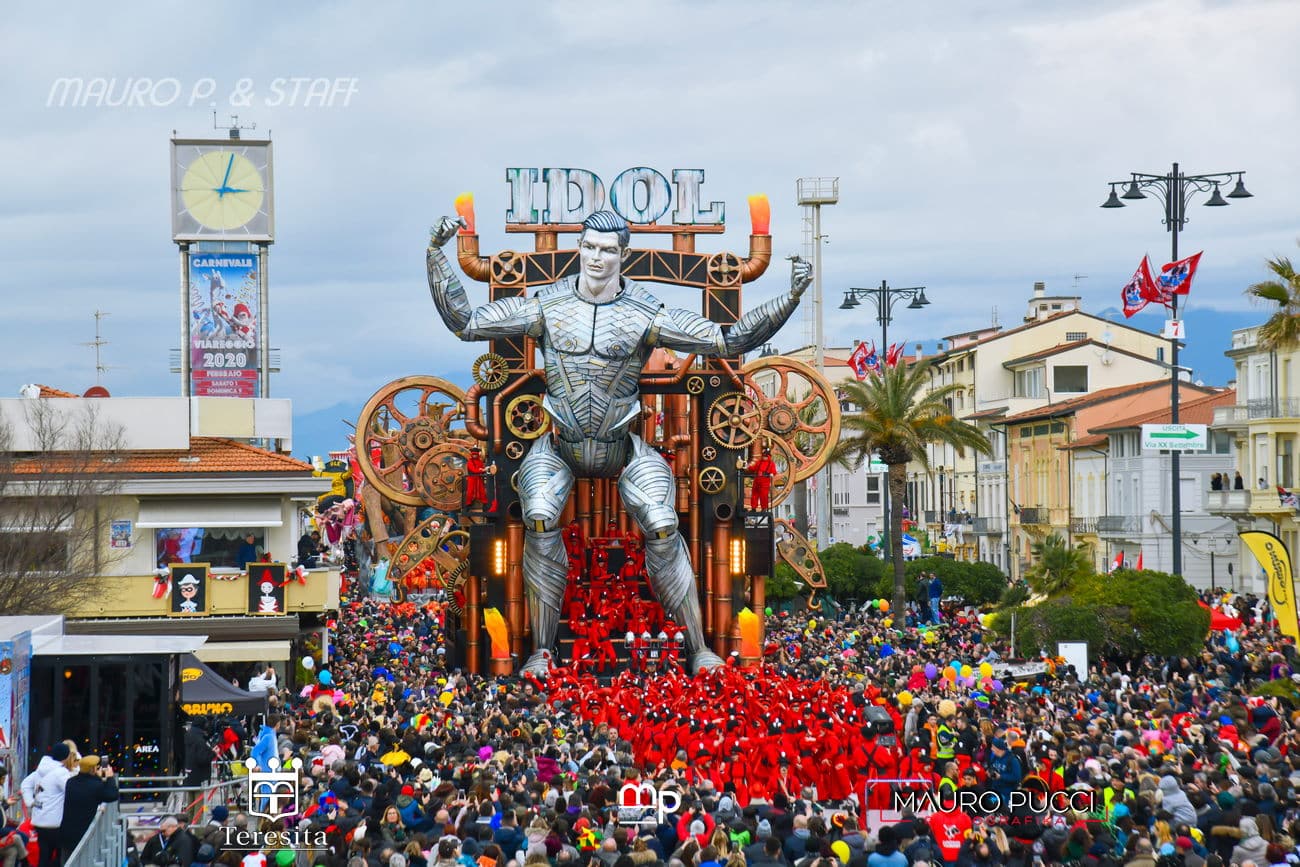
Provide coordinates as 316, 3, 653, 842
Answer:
578, 210, 630, 283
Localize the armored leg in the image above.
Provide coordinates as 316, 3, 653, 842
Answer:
518, 436, 576, 676
618, 435, 723, 674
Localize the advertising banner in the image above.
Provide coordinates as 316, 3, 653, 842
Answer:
189, 251, 260, 397
1241, 530, 1300, 643
0, 631, 32, 800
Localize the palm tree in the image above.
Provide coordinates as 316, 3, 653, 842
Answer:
832, 359, 992, 615
1024, 533, 1092, 596
1246, 250, 1300, 350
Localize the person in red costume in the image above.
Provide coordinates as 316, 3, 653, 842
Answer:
747, 447, 778, 511
464, 447, 495, 509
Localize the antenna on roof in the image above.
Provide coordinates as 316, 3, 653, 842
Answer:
213, 112, 257, 140
1072, 273, 1088, 292
80, 310, 116, 385
991, 306, 998, 328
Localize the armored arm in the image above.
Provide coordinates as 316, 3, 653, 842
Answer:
650, 257, 810, 356
427, 218, 542, 340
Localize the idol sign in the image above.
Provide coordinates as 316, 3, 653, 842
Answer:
504, 168, 725, 226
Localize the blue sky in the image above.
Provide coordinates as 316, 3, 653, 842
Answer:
1, 0, 1297, 459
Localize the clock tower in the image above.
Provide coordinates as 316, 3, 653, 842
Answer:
170, 126, 275, 398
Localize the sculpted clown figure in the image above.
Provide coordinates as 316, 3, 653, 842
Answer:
427, 209, 810, 674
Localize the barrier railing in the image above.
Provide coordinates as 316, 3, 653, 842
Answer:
62, 802, 124, 867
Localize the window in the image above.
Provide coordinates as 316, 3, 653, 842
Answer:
1019, 426, 1032, 438
155, 527, 265, 569
1033, 423, 1050, 436
956, 392, 964, 410
1066, 331, 1087, 342
1014, 367, 1044, 398
1156, 346, 1166, 363
956, 359, 964, 372
866, 476, 881, 505
1053, 365, 1088, 393
1051, 303, 1062, 310
1050, 421, 1066, 434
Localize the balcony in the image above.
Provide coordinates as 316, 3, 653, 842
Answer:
1071, 518, 1098, 535
1205, 489, 1251, 515
1247, 398, 1300, 420
1019, 507, 1047, 525
69, 568, 342, 618
974, 515, 1005, 535
1098, 515, 1143, 536
1213, 405, 1249, 429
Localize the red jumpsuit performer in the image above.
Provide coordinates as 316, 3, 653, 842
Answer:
465, 447, 491, 508
748, 448, 778, 511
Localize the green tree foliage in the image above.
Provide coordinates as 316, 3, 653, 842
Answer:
1025, 533, 1093, 596
995, 568, 1209, 661
820, 542, 885, 600
1246, 247, 1300, 350
767, 562, 801, 602
871, 556, 1008, 605
832, 362, 992, 615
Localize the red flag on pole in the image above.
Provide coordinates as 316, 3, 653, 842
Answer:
1121, 256, 1158, 318
1158, 252, 1203, 296
1135, 551, 1144, 571
885, 341, 905, 368
849, 341, 872, 381
1110, 550, 1124, 573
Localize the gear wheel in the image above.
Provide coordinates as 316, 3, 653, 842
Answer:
707, 392, 762, 449
472, 353, 510, 390
505, 394, 550, 439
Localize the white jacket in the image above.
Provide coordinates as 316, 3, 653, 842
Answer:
21, 755, 73, 828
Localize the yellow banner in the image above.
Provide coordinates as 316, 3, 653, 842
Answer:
1241, 530, 1300, 643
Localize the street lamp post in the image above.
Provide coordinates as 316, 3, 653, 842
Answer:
1101, 162, 1251, 578
839, 280, 930, 560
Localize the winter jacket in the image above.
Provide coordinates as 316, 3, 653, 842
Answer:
1228, 818, 1268, 867
1158, 777, 1197, 828
20, 756, 73, 828
58, 772, 119, 849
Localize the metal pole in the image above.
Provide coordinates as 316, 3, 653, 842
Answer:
879, 283, 890, 561
259, 242, 271, 398
1210, 550, 1216, 592
812, 206, 831, 549
180, 244, 191, 396
1169, 162, 1182, 577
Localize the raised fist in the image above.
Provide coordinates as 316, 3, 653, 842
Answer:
789, 256, 813, 297
429, 216, 465, 248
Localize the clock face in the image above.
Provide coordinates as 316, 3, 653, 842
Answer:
172, 139, 274, 241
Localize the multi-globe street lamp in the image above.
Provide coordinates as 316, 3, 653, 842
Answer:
839, 281, 930, 558
1101, 162, 1252, 577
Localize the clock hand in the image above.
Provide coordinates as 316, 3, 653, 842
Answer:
217, 153, 235, 198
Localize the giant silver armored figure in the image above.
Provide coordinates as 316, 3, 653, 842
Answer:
427, 210, 810, 675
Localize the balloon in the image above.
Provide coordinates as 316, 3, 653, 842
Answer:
765, 607, 773, 616
980, 676, 992, 689
388, 641, 402, 655
898, 691, 913, 706
302, 656, 315, 670
883, 618, 893, 628
924, 632, 938, 644
879, 599, 890, 613
942, 667, 956, 680
438, 691, 455, 706
809, 619, 816, 630
961, 664, 972, 678
870, 599, 880, 609
991, 679, 1004, 692
318, 670, 333, 686
979, 662, 993, 678
880, 644, 894, 658
924, 663, 938, 679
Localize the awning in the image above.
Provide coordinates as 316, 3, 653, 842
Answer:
180, 653, 269, 716
194, 639, 291, 663
136, 497, 283, 528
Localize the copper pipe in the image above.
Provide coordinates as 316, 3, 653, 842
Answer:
711, 505, 733, 657
672, 233, 695, 254
560, 496, 575, 528
577, 479, 593, 540
462, 384, 489, 441
640, 354, 698, 386
457, 234, 491, 283
491, 371, 542, 451
703, 540, 713, 637
594, 478, 606, 533
715, 357, 747, 390
466, 573, 482, 674
506, 516, 525, 660
738, 233, 772, 283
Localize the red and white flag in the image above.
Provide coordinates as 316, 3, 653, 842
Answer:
849, 340, 881, 380
1135, 551, 1144, 571
1110, 550, 1125, 573
1157, 252, 1202, 296
885, 341, 906, 368
1121, 256, 1158, 318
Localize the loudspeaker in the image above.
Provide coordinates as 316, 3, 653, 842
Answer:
745, 524, 774, 576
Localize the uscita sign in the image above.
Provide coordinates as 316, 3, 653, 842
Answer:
505, 168, 725, 226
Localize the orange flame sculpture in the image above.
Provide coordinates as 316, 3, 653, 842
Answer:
747, 194, 770, 235
738, 606, 760, 659
454, 193, 476, 235
483, 607, 510, 659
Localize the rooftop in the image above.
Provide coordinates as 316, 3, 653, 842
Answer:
998, 379, 1219, 425
1089, 388, 1237, 434
7, 436, 314, 476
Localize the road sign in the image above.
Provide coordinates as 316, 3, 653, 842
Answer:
1141, 423, 1207, 451
867, 458, 888, 473
1162, 319, 1186, 339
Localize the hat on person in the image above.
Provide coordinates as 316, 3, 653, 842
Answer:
212, 806, 229, 823
831, 842, 851, 863
50, 743, 70, 762
1217, 791, 1237, 809
275, 851, 296, 867
1111, 804, 1130, 820
689, 820, 706, 837
1160, 844, 1176, 857
991, 738, 1008, 751
1176, 837, 1194, 851
79, 755, 101, 773
401, 785, 415, 797
756, 819, 772, 839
